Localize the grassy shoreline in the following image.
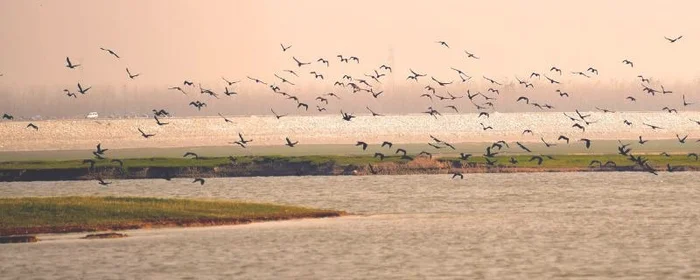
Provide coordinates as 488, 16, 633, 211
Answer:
0, 154, 699, 182
0, 196, 344, 236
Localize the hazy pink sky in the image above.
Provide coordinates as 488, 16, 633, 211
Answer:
0, 0, 698, 116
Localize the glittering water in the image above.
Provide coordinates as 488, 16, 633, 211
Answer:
1, 111, 699, 152
2, 172, 700, 279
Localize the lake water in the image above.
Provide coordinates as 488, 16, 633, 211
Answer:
2, 173, 700, 279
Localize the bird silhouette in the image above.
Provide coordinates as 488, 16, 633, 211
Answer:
217, 113, 233, 123
396, 148, 408, 156
436, 41, 449, 48
189, 101, 207, 111
317, 58, 329, 67
480, 122, 493, 130
292, 56, 310, 67
579, 138, 591, 149
297, 103, 309, 111
238, 133, 252, 144
431, 76, 452, 86
270, 109, 287, 119
154, 115, 169, 126
356, 141, 369, 150
622, 59, 634, 67
642, 123, 663, 130
550, 67, 562, 74
664, 35, 683, 43
638, 136, 648, 145
77, 83, 92, 94
183, 152, 199, 159
100, 47, 120, 58
587, 67, 599, 75
688, 153, 699, 161
572, 123, 586, 132
541, 137, 556, 148
223, 87, 237, 96
126, 68, 140, 79
168, 86, 187, 95
366, 107, 383, 117
451, 172, 464, 179
626, 96, 636, 102
221, 77, 240, 86
464, 51, 479, 59
529, 156, 544, 165
459, 153, 472, 160
64, 89, 77, 98
341, 111, 355, 121
138, 128, 155, 138
509, 157, 518, 165
681, 95, 693, 107
193, 178, 206, 185
65, 57, 80, 69
26, 123, 38, 130
374, 152, 385, 161
285, 137, 298, 147
97, 178, 112, 186
676, 134, 688, 144
544, 75, 561, 84
483, 76, 501, 85
247, 76, 267, 85
95, 143, 109, 155
379, 64, 392, 72
516, 142, 532, 153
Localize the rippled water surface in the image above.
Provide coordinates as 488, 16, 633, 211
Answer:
2, 173, 700, 279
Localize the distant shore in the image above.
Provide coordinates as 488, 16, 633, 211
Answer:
1, 154, 698, 182
0, 196, 344, 236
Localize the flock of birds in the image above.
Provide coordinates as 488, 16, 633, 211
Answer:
1, 35, 699, 184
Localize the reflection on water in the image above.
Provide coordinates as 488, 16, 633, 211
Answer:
2, 173, 700, 279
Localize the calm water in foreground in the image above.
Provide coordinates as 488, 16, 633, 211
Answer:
1, 173, 700, 279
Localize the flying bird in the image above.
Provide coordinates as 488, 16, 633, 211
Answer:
285, 137, 299, 147
436, 41, 449, 48
97, 178, 112, 186
356, 141, 369, 150
622, 59, 634, 67
222, 77, 240, 86
100, 47, 120, 58
154, 115, 168, 126
664, 35, 683, 43
183, 152, 199, 159
77, 83, 92, 94
65, 57, 80, 69
193, 178, 206, 185
579, 138, 592, 149
138, 128, 155, 138
168, 86, 188, 95
374, 152, 385, 161
217, 113, 233, 123
464, 51, 479, 59
26, 123, 38, 130
544, 75, 561, 84
516, 142, 532, 153
126, 68, 140, 79
280, 43, 292, 51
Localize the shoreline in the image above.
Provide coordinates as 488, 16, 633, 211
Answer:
0, 197, 344, 237
1, 154, 699, 182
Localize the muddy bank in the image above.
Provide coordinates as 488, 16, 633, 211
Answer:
1, 156, 698, 182
1, 212, 344, 236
